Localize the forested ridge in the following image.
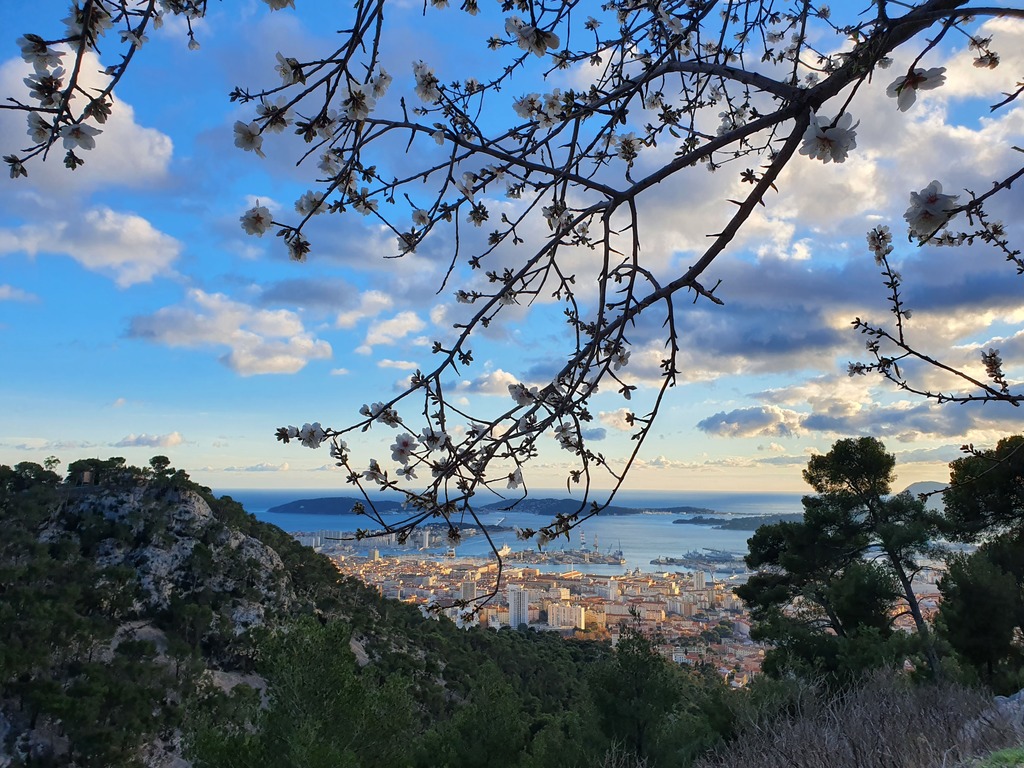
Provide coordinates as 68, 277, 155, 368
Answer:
1, 445, 1023, 767
0, 458, 737, 767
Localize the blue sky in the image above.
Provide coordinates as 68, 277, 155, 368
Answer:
1, 2, 1022, 493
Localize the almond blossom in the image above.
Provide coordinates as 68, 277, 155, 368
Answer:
609, 346, 630, 371
26, 113, 51, 143
362, 459, 386, 483
371, 68, 392, 98
120, 29, 148, 47
413, 60, 440, 104
454, 171, 477, 201
339, 81, 376, 122
274, 52, 301, 85
256, 97, 292, 133
420, 427, 448, 451
886, 67, 945, 111
505, 16, 559, 57
317, 150, 342, 177
233, 120, 265, 158
798, 111, 857, 164
866, 225, 893, 264
240, 204, 273, 236
16, 34, 63, 71
360, 401, 400, 427
295, 190, 326, 217
904, 180, 959, 237
63, 3, 113, 45
553, 422, 575, 450
508, 382, 537, 405
298, 422, 326, 448
60, 122, 101, 150
390, 433, 417, 464
24, 69, 64, 107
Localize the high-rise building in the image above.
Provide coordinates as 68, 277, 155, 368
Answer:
693, 570, 706, 591
461, 580, 477, 601
508, 584, 530, 628
549, 603, 586, 630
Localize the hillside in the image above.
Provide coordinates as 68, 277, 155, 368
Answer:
269, 493, 719, 517
266, 495, 406, 514
0, 459, 736, 767
2, 458, 1020, 768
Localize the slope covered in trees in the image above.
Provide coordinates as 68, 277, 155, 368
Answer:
3, 443, 1024, 766
0, 458, 738, 767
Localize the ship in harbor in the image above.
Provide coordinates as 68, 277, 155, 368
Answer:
506, 530, 627, 566
651, 548, 748, 574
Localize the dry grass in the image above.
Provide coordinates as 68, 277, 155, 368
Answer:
695, 674, 1024, 768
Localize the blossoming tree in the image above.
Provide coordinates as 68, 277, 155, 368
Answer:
5, 0, 1023, 612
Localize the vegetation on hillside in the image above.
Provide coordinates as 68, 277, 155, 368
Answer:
2, 439, 1024, 766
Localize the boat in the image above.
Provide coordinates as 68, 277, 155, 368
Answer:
651, 547, 748, 574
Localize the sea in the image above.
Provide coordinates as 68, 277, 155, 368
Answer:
214, 487, 805, 577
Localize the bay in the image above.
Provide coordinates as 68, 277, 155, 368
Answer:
216, 487, 805, 576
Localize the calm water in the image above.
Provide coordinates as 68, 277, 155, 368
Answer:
215, 487, 805, 575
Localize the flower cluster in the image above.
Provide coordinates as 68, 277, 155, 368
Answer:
281, 422, 328, 449
360, 401, 401, 427
504, 16, 560, 58
390, 433, 417, 464
904, 180, 958, 238
866, 225, 893, 265
17, 34, 64, 72
553, 422, 576, 451
508, 382, 538, 406
512, 89, 567, 128
413, 60, 440, 104
339, 81, 376, 122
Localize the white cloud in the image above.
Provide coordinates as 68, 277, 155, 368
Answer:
0, 207, 180, 287
364, 310, 426, 347
336, 290, 393, 328
128, 289, 332, 375
0, 52, 172, 193
378, 359, 420, 370
224, 462, 290, 472
114, 431, 184, 448
0, 284, 36, 301
460, 368, 521, 395
697, 405, 803, 438
599, 408, 635, 431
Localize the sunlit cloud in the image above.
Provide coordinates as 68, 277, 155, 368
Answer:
128, 289, 332, 375
114, 432, 185, 448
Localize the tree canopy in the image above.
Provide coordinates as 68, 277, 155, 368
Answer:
738, 437, 942, 677
4, 1, 1024, 569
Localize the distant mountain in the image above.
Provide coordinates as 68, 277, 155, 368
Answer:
901, 481, 947, 512
267, 494, 719, 517
476, 496, 719, 516
674, 513, 804, 530
267, 496, 406, 514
